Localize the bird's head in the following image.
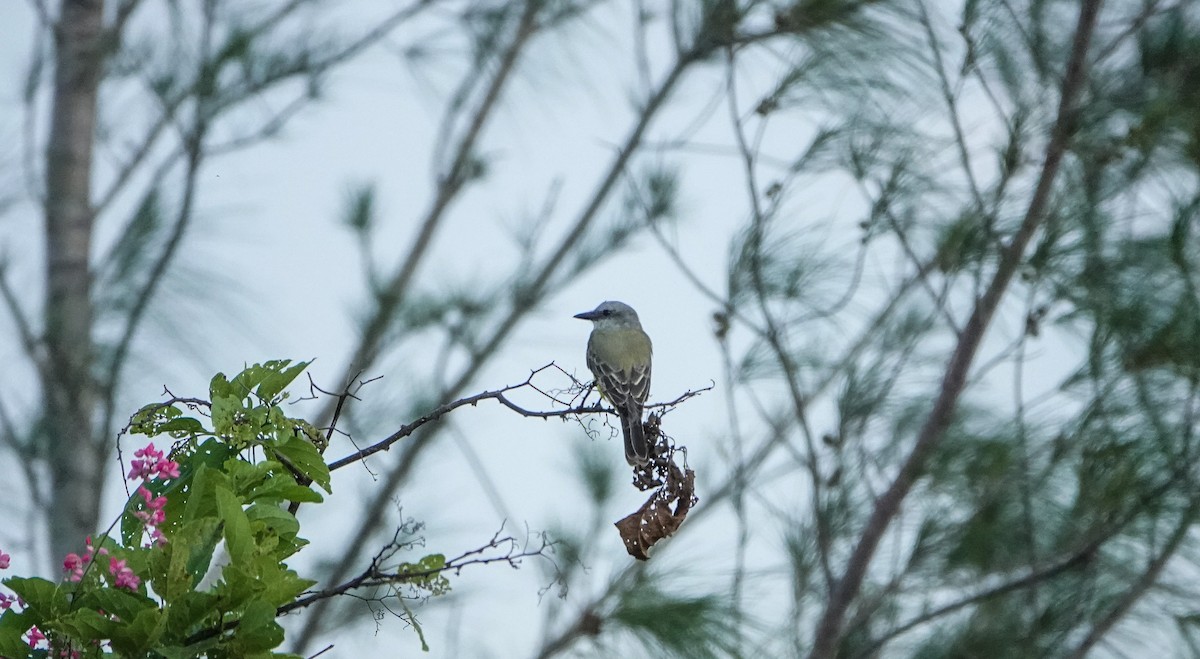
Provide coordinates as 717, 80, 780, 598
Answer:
574, 300, 642, 329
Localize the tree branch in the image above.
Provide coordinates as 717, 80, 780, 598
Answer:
807, 1, 1105, 655
325, 363, 710, 472
184, 526, 553, 648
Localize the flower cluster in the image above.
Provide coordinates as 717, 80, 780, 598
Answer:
127, 442, 178, 547
63, 536, 105, 582
61, 536, 143, 592
109, 557, 139, 591
135, 485, 169, 546
128, 442, 181, 481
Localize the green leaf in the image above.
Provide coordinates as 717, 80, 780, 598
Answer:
163, 590, 218, 641
0, 609, 35, 657
109, 605, 164, 656
210, 392, 243, 437
246, 476, 324, 505
271, 435, 331, 492
216, 485, 254, 563
4, 577, 67, 617
256, 359, 311, 401
182, 518, 223, 585
397, 598, 430, 652
156, 517, 222, 600
225, 458, 272, 496
397, 554, 450, 596
76, 587, 157, 623
231, 361, 295, 399
231, 599, 284, 653
210, 372, 232, 400
47, 608, 116, 643
181, 462, 221, 525
159, 416, 207, 436
245, 504, 301, 544
128, 401, 183, 436
225, 556, 314, 607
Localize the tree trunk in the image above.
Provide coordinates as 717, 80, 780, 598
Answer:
43, 0, 106, 562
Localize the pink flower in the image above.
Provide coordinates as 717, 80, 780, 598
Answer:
136, 486, 167, 511
134, 443, 161, 460
109, 557, 140, 591
0, 593, 15, 610
156, 459, 180, 479
26, 625, 46, 648
63, 553, 82, 571
133, 485, 170, 545
0, 550, 10, 569
63, 552, 85, 582
128, 443, 162, 480
149, 528, 167, 546
128, 443, 178, 482
62, 536, 116, 583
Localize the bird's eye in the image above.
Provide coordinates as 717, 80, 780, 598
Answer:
602, 309, 612, 316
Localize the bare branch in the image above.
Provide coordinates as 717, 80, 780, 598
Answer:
280, 528, 554, 615
326, 363, 710, 472
183, 525, 555, 648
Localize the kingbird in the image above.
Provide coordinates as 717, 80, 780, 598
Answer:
574, 301, 653, 465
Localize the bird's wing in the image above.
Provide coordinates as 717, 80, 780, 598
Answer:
627, 358, 651, 407
588, 351, 651, 411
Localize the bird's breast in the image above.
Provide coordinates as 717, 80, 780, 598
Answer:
588, 327, 653, 372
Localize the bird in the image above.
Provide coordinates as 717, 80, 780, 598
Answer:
574, 301, 654, 465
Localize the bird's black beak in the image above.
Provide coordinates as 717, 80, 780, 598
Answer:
574, 310, 599, 320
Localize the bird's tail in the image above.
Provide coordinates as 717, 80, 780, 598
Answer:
621, 409, 650, 466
